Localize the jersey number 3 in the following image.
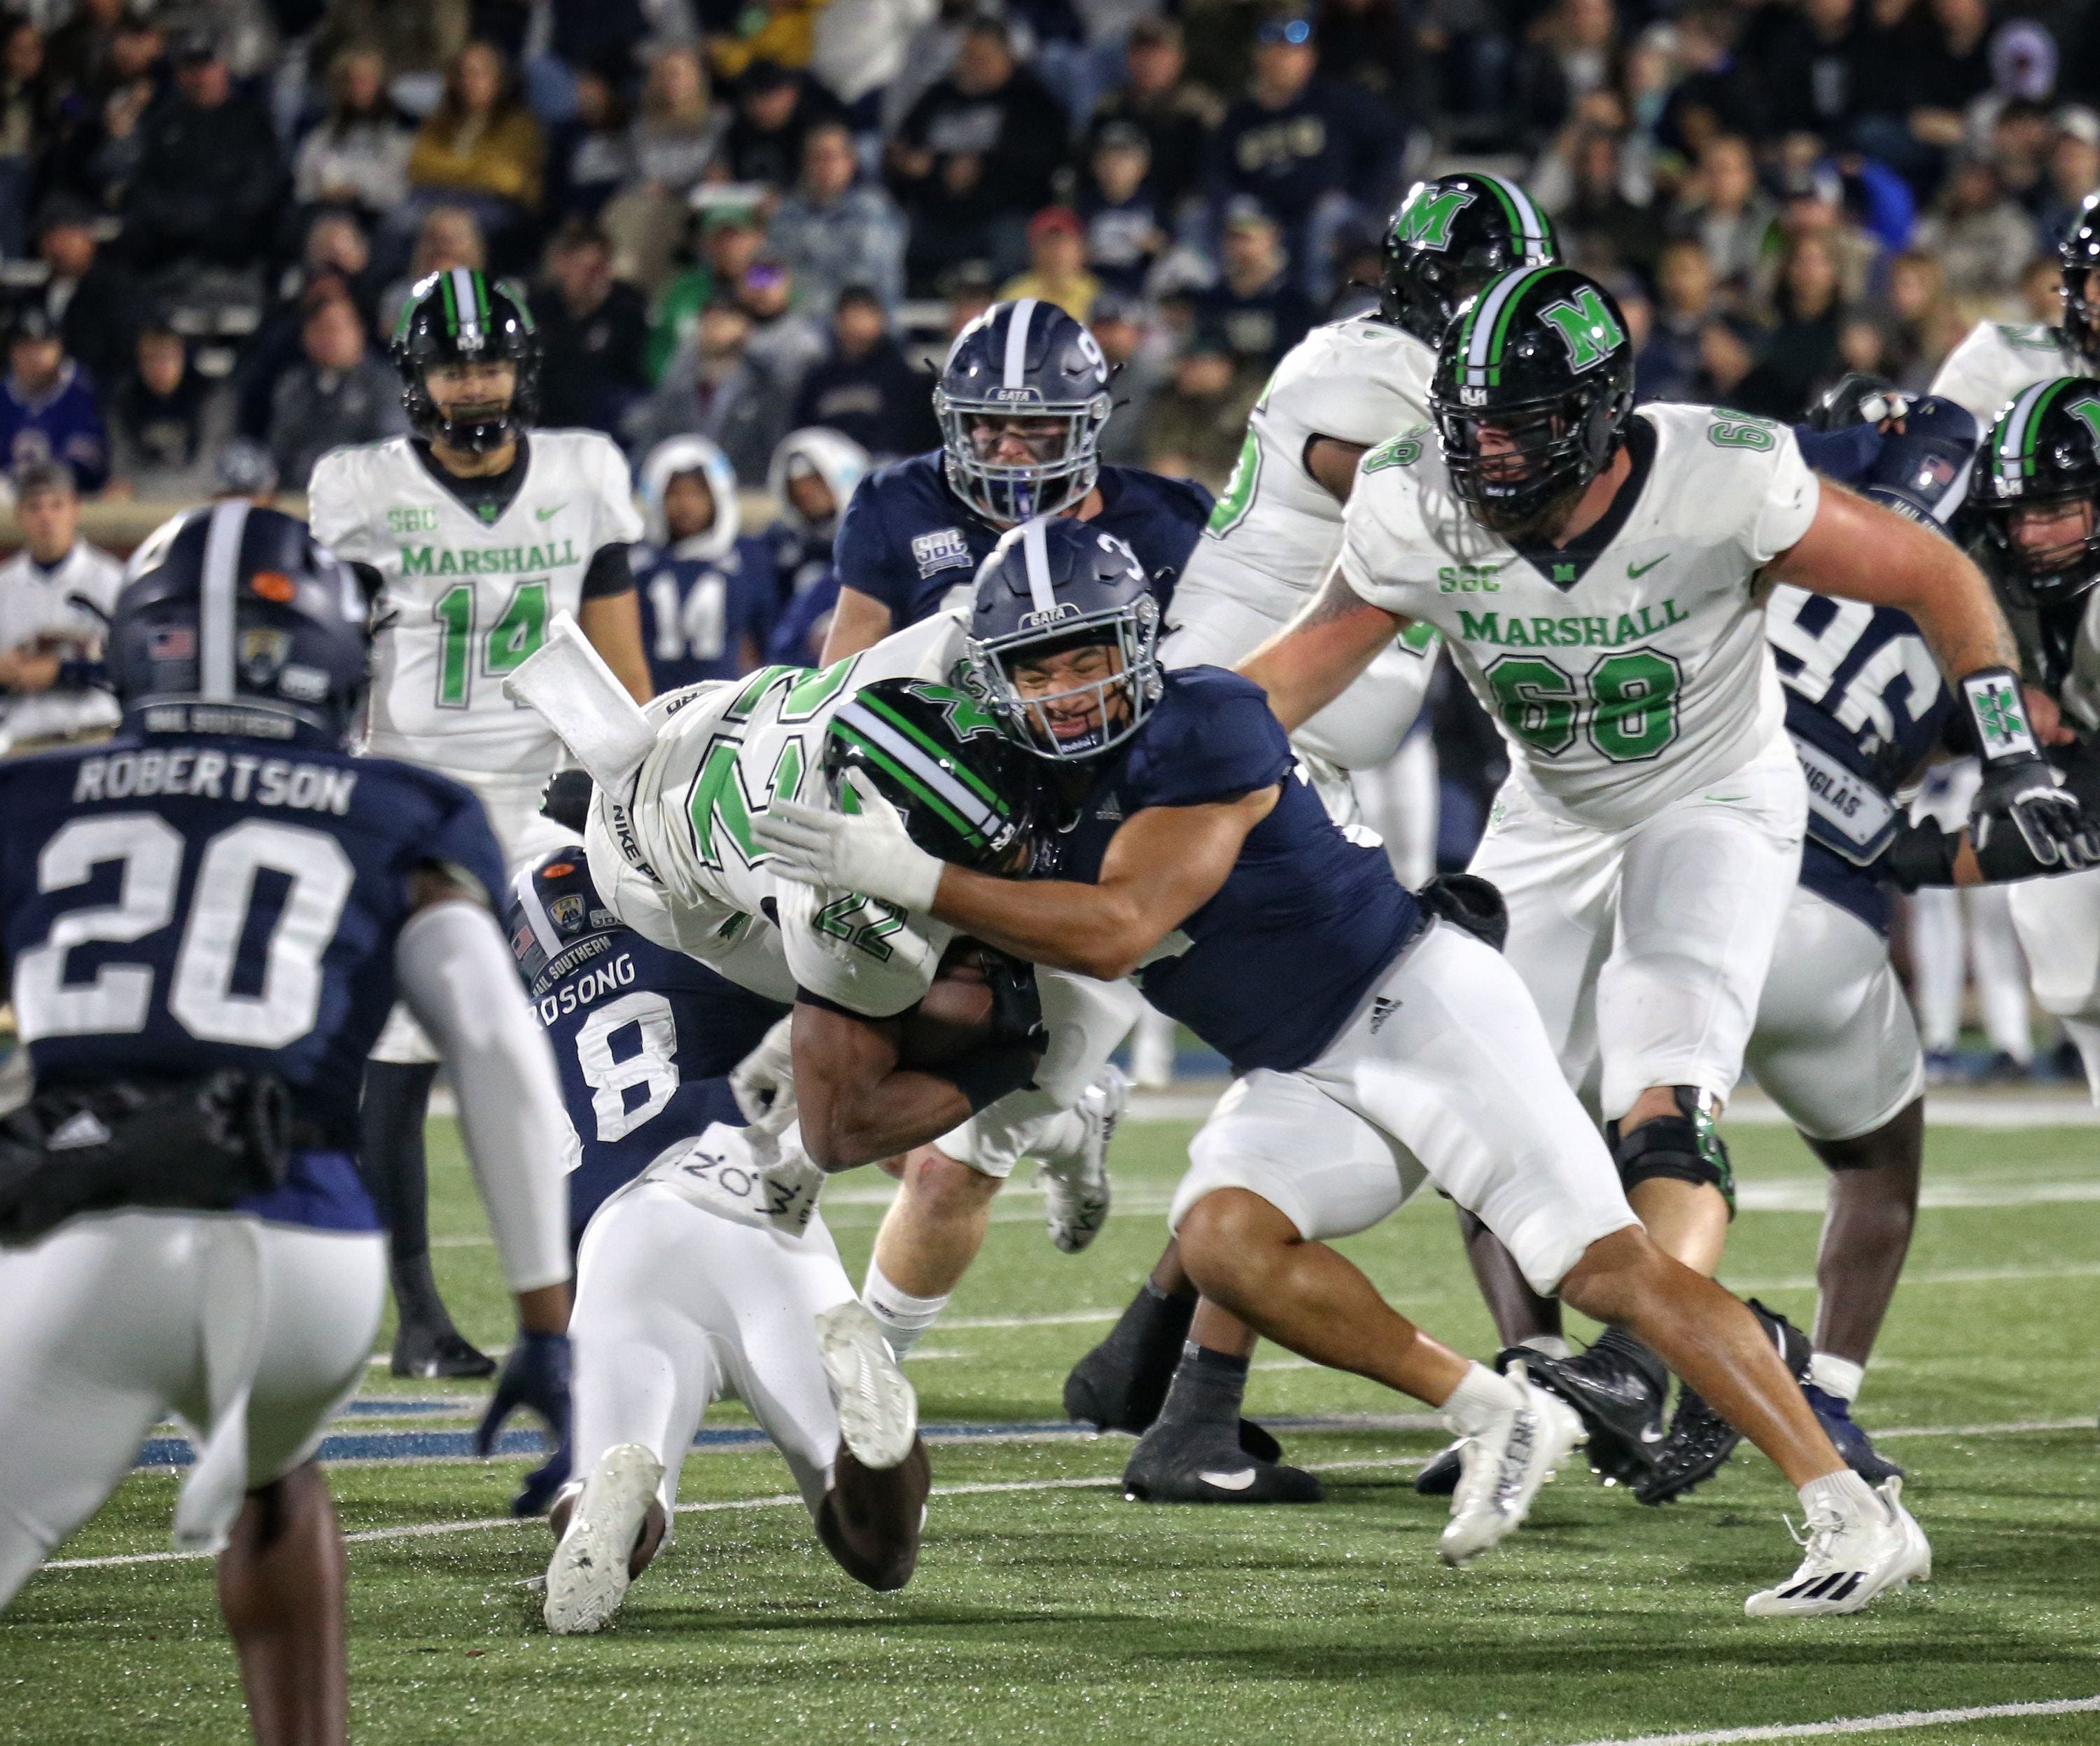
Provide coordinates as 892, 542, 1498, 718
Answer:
15, 815, 355, 1047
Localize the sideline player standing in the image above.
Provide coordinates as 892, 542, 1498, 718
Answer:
308, 269, 650, 1377
0, 505, 573, 1741
1238, 264, 2096, 1488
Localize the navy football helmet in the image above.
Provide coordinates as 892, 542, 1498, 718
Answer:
507, 846, 624, 991
967, 517, 1161, 761
108, 503, 372, 748
1852, 393, 1977, 531
1382, 172, 1559, 347
934, 299, 1112, 525
1807, 371, 1911, 432
393, 268, 541, 454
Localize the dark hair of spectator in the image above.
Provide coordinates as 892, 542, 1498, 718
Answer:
13, 459, 74, 499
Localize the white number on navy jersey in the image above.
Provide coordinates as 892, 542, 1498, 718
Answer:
575, 989, 680, 1140
648, 573, 727, 664
15, 816, 356, 1046
1768, 591, 1941, 755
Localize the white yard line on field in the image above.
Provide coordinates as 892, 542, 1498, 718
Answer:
1560, 1693, 2100, 1746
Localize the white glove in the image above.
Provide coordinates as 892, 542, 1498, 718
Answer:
752, 774, 944, 912
730, 1014, 798, 1156
641, 1120, 825, 1238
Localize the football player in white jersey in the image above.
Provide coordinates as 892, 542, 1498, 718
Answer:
1241, 263, 2096, 1495
309, 269, 651, 1377
1929, 194, 2100, 428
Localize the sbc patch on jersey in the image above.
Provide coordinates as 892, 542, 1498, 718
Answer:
912, 527, 973, 578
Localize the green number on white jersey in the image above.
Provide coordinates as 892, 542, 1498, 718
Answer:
1206, 429, 1261, 538
1486, 649, 1681, 762
432, 576, 550, 708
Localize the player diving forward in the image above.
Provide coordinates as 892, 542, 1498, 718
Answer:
0, 505, 573, 1741
309, 268, 651, 1378
505, 842, 930, 1635
754, 514, 1932, 1615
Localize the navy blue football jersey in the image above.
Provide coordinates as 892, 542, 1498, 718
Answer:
1051, 667, 1420, 1073
507, 847, 790, 1243
834, 452, 1213, 629
0, 733, 507, 1230
633, 535, 778, 692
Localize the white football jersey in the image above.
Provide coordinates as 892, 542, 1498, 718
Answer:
1190, 314, 1435, 603
309, 430, 643, 774
587, 612, 972, 1015
1928, 319, 2086, 430
1338, 402, 1821, 829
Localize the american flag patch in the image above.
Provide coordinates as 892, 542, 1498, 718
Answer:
150, 626, 196, 659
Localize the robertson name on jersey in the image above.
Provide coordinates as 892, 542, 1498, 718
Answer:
1339, 401, 1821, 830
309, 429, 643, 774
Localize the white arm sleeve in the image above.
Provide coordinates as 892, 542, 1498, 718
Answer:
394, 899, 571, 1294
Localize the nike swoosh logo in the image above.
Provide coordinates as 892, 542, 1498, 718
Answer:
1627, 554, 1668, 578
1198, 1469, 1258, 1491
536, 503, 566, 520
1639, 1425, 1667, 1444
1704, 794, 1749, 804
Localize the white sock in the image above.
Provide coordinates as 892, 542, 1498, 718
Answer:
1440, 1362, 1526, 1437
1030, 1110, 1086, 1165
1799, 1468, 1878, 1520
1809, 1352, 1864, 1404
1518, 1334, 1572, 1361
861, 1261, 949, 1358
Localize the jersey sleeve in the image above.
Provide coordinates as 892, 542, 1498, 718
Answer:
1336, 458, 1441, 620
1123, 671, 1293, 809
1746, 426, 1821, 564
775, 877, 951, 1017
1925, 322, 2028, 429
832, 473, 910, 613
416, 775, 510, 910
305, 449, 374, 559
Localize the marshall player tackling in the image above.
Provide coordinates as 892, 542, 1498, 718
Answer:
308, 270, 650, 1378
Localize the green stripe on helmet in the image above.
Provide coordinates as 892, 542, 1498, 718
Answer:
438, 271, 458, 335
860, 692, 1006, 810
473, 271, 490, 325
834, 725, 984, 845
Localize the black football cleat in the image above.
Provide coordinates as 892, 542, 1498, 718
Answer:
1065, 1334, 1284, 1461
392, 1322, 497, 1380
1413, 1441, 1463, 1496
1122, 1418, 1323, 1504
1516, 1334, 1669, 1488
1636, 1298, 1815, 1504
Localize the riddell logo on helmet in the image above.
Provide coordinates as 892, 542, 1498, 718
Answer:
1018, 603, 1081, 628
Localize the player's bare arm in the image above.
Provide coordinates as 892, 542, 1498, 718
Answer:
1237, 564, 1412, 732
577, 589, 654, 704
791, 1000, 976, 1172
1303, 435, 1368, 503
820, 584, 896, 663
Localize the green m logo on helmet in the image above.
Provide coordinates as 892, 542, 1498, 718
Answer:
1538, 288, 1626, 372
2072, 398, 2100, 451
1394, 186, 1478, 253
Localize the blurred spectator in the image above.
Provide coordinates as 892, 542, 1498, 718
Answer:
722, 60, 843, 191
735, 256, 828, 399
106, 317, 229, 500
266, 288, 407, 491
791, 286, 939, 459
2015, 253, 2060, 326
770, 120, 908, 316
310, 1, 470, 85
1079, 123, 1167, 298
2034, 108, 2100, 251
536, 218, 651, 434
1668, 134, 1773, 293
878, 0, 982, 140
0, 14, 53, 258
1001, 207, 1103, 324
815, 0, 943, 123
545, 65, 635, 223
1693, 312, 1792, 414
1637, 236, 1718, 403
1084, 20, 1224, 221
625, 299, 789, 484
766, 426, 870, 604
1855, 0, 1991, 190
712, 0, 830, 85
1985, 97, 2053, 216
632, 436, 776, 688
1091, 290, 1170, 466
1547, 125, 1665, 280
213, 438, 280, 504
1756, 0, 1866, 145
648, 207, 764, 382
602, 47, 726, 295
125, 30, 286, 278
941, 260, 999, 340
43, 0, 127, 105
888, 18, 1069, 290
0, 307, 106, 491
1142, 328, 1261, 489
1511, 0, 1620, 151
234, 211, 384, 442
1655, 6, 1763, 160
0, 461, 122, 755
293, 46, 415, 224
46, 11, 160, 217
1911, 153, 2039, 305
34, 194, 139, 393
1758, 160, 1880, 308
1317, 0, 1429, 113
1197, 201, 1312, 370
379, 204, 486, 335
1884, 247, 1968, 385
405, 41, 545, 249
1209, 7, 1401, 294
1755, 230, 1849, 414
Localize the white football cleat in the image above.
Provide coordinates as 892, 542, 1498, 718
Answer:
1439, 1364, 1584, 1567
1037, 1065, 1125, 1254
543, 1443, 664, 1635
817, 1299, 919, 1469
1744, 1477, 1931, 1617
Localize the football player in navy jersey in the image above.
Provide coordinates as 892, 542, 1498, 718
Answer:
631, 436, 778, 690
0, 503, 574, 1742
755, 517, 1933, 1616
818, 298, 1212, 663
504, 842, 930, 1635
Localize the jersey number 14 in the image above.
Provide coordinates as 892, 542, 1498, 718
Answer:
434, 579, 549, 708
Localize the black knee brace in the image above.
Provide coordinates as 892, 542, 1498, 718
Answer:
1608, 1086, 1735, 1215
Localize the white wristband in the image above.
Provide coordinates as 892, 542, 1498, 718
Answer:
1961, 669, 2038, 762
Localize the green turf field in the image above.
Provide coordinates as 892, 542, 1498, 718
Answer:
5, 1109, 2099, 1745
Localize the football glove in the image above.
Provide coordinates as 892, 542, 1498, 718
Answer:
752, 776, 944, 912
1962, 669, 2100, 870
476, 1329, 573, 1516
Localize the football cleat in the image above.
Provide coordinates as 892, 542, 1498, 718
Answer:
1123, 1418, 1323, 1504
1440, 1363, 1585, 1566
391, 1322, 496, 1381
543, 1443, 666, 1635
816, 1299, 920, 1470
1637, 1298, 1813, 1504
1037, 1066, 1125, 1254
1803, 1383, 1907, 1484
1744, 1478, 1930, 1617
1063, 1332, 1285, 1461
1414, 1440, 1464, 1497
1518, 1335, 1667, 1487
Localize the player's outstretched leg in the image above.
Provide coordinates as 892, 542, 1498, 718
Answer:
216, 1462, 349, 1746
860, 1146, 1004, 1357
545, 1444, 668, 1636
816, 1441, 932, 1591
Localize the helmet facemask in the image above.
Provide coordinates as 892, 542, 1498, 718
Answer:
937, 395, 1110, 525
969, 597, 1162, 762
1986, 489, 2100, 609
1436, 386, 1626, 539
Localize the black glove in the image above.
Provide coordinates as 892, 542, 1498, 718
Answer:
1874, 818, 1959, 891
476, 1329, 573, 1517
1417, 873, 1508, 951
1961, 669, 2100, 870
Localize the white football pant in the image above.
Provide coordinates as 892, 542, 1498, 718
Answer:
1909, 887, 2033, 1061
2008, 865, 2100, 1097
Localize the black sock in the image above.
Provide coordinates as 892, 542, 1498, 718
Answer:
358, 1061, 440, 1267
1089, 1282, 1198, 1428
389, 1252, 459, 1336
1154, 1341, 1251, 1434
1588, 1327, 1668, 1392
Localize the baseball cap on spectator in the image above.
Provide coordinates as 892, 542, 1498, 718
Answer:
1028, 207, 1084, 245
169, 25, 222, 65
13, 460, 74, 499
34, 193, 99, 240
699, 203, 761, 232
10, 304, 59, 344
939, 260, 999, 299
2057, 106, 2100, 150
1222, 196, 1278, 234
740, 58, 795, 97
1096, 121, 1149, 157
834, 284, 885, 316
1091, 288, 1143, 326
1128, 18, 1182, 50
1778, 162, 1844, 208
